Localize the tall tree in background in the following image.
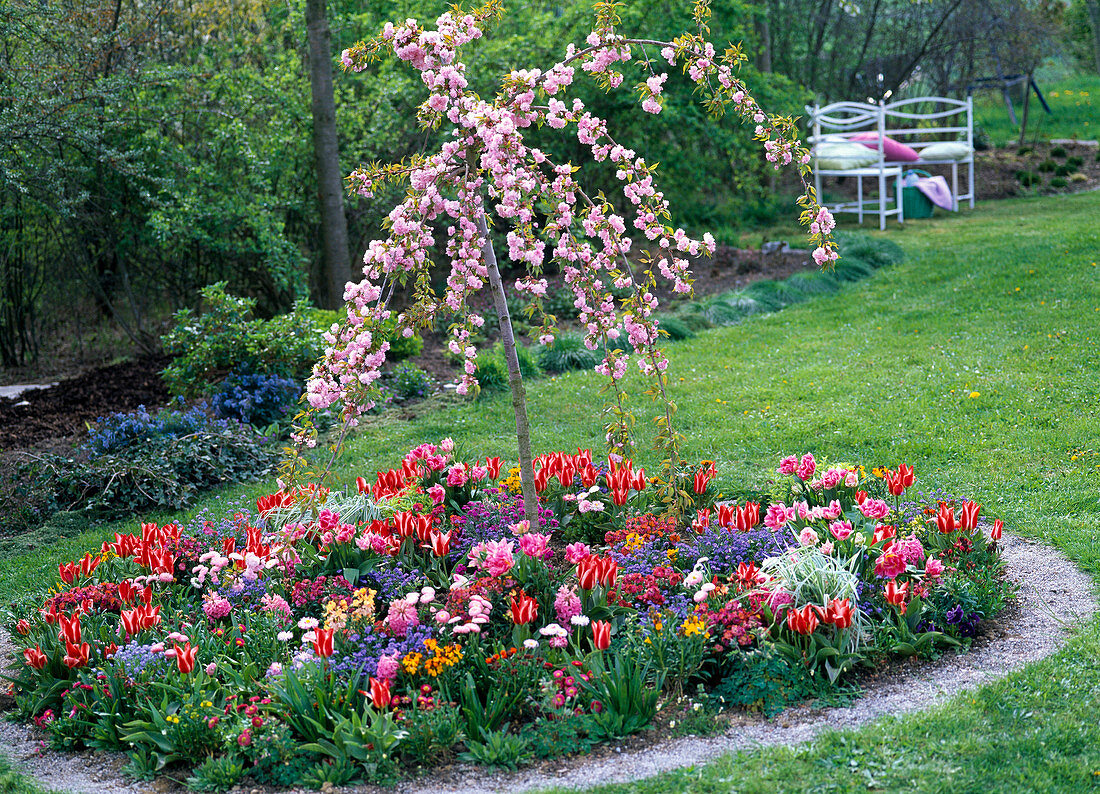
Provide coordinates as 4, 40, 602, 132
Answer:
1086, 0, 1100, 74
305, 0, 351, 309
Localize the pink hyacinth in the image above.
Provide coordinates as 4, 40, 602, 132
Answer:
554, 585, 582, 624
376, 654, 400, 680
893, 535, 926, 565
385, 599, 420, 638
924, 556, 944, 578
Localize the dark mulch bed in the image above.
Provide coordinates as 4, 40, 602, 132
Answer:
0, 355, 169, 453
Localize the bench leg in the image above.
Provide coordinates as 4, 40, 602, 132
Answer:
897, 169, 904, 224
951, 163, 959, 211
858, 177, 864, 224
878, 171, 886, 231
968, 159, 975, 208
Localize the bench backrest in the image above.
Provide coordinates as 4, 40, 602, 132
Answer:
806, 96, 973, 161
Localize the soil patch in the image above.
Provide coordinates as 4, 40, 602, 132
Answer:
0, 356, 169, 454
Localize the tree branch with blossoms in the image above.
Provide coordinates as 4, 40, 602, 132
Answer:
286, 0, 838, 523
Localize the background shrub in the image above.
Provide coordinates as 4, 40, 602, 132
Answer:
211, 372, 302, 428
386, 364, 433, 402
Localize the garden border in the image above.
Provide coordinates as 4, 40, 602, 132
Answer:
1, 531, 1095, 794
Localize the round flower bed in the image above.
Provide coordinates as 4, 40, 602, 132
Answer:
5, 443, 1011, 790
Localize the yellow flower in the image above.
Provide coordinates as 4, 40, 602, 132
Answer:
166, 714, 180, 724
681, 616, 706, 637
402, 652, 422, 675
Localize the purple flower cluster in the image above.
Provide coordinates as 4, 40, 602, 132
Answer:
675, 526, 792, 576
364, 565, 428, 603
331, 622, 435, 679
449, 489, 558, 561
111, 642, 169, 679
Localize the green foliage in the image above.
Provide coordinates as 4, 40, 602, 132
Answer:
186, 755, 244, 792
712, 644, 825, 717
1050, 145, 1067, 158
472, 356, 508, 395
538, 332, 603, 373
1038, 159, 1057, 172
1050, 176, 1069, 188
833, 230, 905, 268
1016, 170, 1041, 186
655, 314, 696, 341
528, 714, 600, 759
13, 422, 274, 533
386, 364, 433, 402
577, 650, 663, 739
1054, 164, 1073, 177
302, 709, 408, 783
161, 284, 323, 396
458, 726, 532, 770
398, 703, 464, 767
1066, 155, 1084, 169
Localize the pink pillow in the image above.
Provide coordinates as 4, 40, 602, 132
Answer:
851, 132, 920, 162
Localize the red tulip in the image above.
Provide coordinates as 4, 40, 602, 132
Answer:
356, 476, 369, 494
885, 469, 906, 496
313, 628, 335, 658
117, 580, 137, 604
79, 552, 101, 578
818, 598, 853, 629
735, 561, 760, 590
580, 463, 598, 488
898, 464, 915, 488
369, 677, 391, 709
855, 490, 868, 505
173, 642, 198, 674
786, 604, 819, 635
693, 462, 717, 495
104, 642, 118, 657
736, 502, 760, 531
15, 619, 30, 635
63, 641, 89, 669
485, 457, 503, 479
592, 620, 611, 651
884, 580, 909, 613
577, 557, 600, 590
596, 557, 618, 588
959, 501, 981, 532
23, 646, 47, 670
534, 466, 551, 494
716, 505, 735, 528
935, 503, 957, 534
57, 614, 81, 646
58, 561, 78, 585
426, 530, 452, 557
872, 524, 896, 546
510, 592, 538, 625
991, 518, 1003, 541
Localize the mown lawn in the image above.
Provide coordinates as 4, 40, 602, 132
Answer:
973, 72, 1099, 145
3, 191, 1100, 792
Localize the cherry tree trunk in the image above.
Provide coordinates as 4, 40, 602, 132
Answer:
305, 0, 352, 309
476, 210, 538, 525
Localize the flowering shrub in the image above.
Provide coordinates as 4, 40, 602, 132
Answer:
7, 440, 1010, 786
211, 372, 302, 428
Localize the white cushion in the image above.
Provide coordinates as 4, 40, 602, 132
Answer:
918, 142, 974, 161
815, 142, 880, 170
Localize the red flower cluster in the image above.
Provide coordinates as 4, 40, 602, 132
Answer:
613, 567, 684, 609
289, 575, 353, 609
577, 556, 618, 590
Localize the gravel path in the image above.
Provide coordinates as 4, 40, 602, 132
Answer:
1, 532, 1095, 794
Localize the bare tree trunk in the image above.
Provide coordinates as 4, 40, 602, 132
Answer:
476, 210, 538, 525
1018, 71, 1032, 147
305, 0, 352, 309
1087, 0, 1100, 76
753, 4, 771, 72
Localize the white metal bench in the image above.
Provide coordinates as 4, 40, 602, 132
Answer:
807, 97, 975, 230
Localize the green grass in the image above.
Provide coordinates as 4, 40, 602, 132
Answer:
974, 73, 1100, 145
0, 756, 53, 794
3, 192, 1100, 792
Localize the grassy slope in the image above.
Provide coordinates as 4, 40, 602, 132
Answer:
973, 73, 1099, 145
3, 192, 1100, 792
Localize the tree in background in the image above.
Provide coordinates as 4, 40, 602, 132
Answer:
298, 1, 836, 522
305, 0, 352, 309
